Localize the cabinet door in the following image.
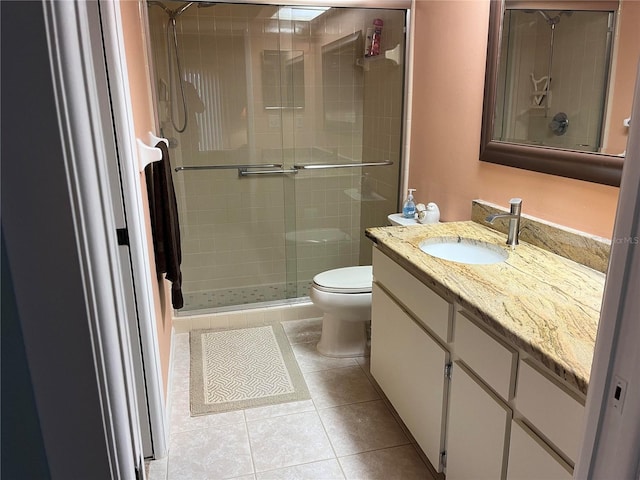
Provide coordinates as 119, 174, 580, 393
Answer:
446, 361, 511, 480
507, 420, 573, 480
371, 284, 449, 471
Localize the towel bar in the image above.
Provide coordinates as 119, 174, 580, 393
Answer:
137, 132, 169, 172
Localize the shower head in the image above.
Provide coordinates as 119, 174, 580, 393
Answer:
174, 2, 194, 18
532, 9, 573, 26
147, 1, 196, 19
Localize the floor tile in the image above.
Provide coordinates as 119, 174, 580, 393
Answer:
165, 316, 434, 479
170, 391, 245, 434
169, 367, 190, 395
147, 456, 167, 480
304, 366, 380, 409
168, 423, 253, 479
244, 400, 316, 422
247, 411, 335, 472
291, 343, 358, 373
255, 459, 345, 480
280, 318, 323, 345
318, 400, 410, 457
291, 342, 358, 373
338, 445, 434, 480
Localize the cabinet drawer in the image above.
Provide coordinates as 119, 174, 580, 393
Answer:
507, 420, 572, 480
455, 311, 517, 402
372, 246, 452, 342
516, 359, 585, 464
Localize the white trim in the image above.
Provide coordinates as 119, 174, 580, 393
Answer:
99, 0, 169, 458
575, 59, 640, 478
401, 2, 416, 206
42, 0, 143, 475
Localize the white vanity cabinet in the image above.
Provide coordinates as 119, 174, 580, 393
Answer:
370, 246, 588, 479
371, 247, 453, 471
445, 361, 512, 480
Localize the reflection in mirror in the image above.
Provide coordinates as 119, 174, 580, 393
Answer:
495, 9, 613, 152
262, 50, 305, 109
481, 1, 627, 187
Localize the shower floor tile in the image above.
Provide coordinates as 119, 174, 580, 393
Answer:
149, 319, 437, 480
181, 281, 313, 311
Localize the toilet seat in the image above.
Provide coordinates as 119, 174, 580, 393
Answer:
312, 266, 372, 294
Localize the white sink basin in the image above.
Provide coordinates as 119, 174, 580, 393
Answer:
419, 237, 508, 265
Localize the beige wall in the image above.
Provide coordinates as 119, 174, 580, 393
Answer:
409, 0, 627, 239
120, 0, 173, 397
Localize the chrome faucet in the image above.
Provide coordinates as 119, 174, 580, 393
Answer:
485, 198, 522, 247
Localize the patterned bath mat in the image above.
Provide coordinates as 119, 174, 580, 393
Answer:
190, 324, 310, 415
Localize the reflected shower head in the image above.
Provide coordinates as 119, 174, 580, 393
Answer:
174, 2, 194, 18
529, 9, 573, 26
147, 1, 197, 19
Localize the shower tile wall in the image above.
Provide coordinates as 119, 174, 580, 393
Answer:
500, 11, 610, 151
148, 4, 403, 310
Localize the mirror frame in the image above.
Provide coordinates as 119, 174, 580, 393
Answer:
480, 0, 623, 187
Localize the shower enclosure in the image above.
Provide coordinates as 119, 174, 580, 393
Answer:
146, 1, 407, 312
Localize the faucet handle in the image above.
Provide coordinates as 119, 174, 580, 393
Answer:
509, 198, 522, 215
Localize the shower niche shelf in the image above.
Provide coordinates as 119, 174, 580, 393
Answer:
356, 43, 402, 70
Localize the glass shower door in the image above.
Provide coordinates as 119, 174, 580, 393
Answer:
146, 3, 406, 312
285, 6, 406, 297
148, 3, 297, 311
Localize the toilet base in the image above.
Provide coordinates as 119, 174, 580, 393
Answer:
316, 313, 369, 358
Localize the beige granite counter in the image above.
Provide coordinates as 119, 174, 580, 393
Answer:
366, 221, 605, 395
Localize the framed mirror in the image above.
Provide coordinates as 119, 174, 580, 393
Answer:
262, 50, 305, 109
481, 0, 624, 186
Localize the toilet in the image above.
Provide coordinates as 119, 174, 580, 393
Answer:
310, 211, 429, 357
310, 266, 373, 358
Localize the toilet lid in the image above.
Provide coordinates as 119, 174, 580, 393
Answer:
312, 266, 373, 294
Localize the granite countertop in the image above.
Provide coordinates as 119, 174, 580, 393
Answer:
366, 221, 606, 395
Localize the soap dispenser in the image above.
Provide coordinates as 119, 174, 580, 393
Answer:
402, 188, 417, 218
